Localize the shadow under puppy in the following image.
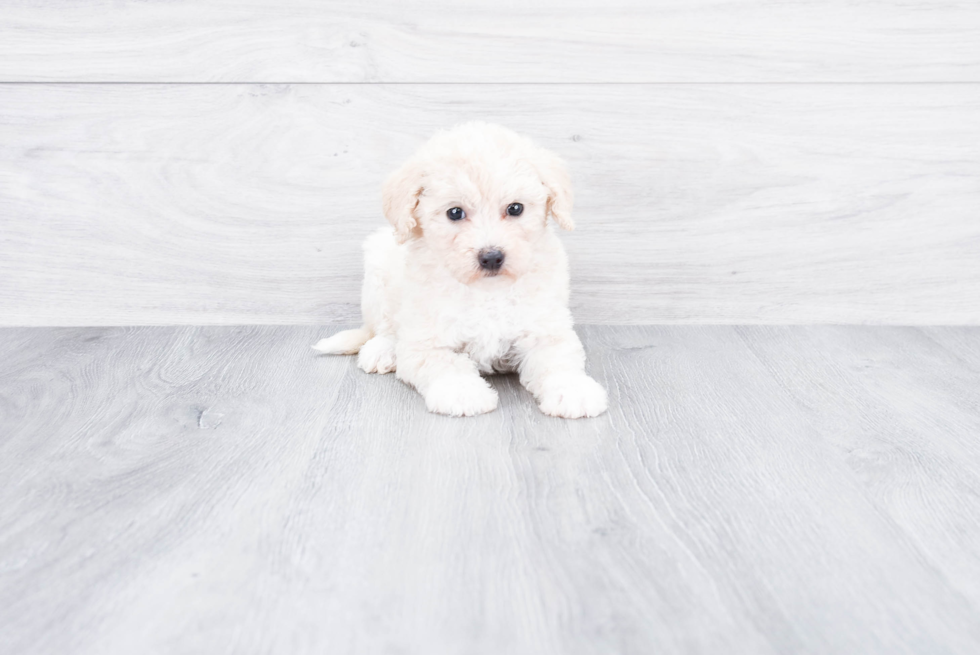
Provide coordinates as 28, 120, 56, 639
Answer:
314, 122, 607, 418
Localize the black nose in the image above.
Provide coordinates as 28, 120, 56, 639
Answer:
478, 248, 505, 272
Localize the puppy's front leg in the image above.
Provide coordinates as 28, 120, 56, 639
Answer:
397, 346, 498, 417
518, 330, 608, 419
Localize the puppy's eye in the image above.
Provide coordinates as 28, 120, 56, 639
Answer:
447, 207, 466, 221
506, 203, 523, 217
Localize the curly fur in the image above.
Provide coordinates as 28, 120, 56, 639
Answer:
314, 122, 607, 418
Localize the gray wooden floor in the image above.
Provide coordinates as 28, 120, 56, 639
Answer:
2, 325, 980, 654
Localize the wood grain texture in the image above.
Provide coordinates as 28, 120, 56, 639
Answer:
1, 0, 979, 83
1, 83, 978, 326
739, 326, 980, 614
2, 325, 980, 654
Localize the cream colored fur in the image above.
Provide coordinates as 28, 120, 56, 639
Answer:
313, 122, 607, 418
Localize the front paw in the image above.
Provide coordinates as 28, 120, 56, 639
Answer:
424, 375, 498, 417
537, 374, 608, 418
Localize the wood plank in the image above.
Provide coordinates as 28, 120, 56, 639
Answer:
2, 326, 980, 653
1, 1, 979, 83
1, 83, 978, 325
739, 326, 980, 614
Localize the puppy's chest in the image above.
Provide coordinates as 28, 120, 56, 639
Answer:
460, 331, 520, 373
451, 299, 527, 374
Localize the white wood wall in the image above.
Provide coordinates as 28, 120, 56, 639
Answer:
1, 1, 978, 325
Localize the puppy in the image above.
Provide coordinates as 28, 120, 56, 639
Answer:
313, 122, 607, 418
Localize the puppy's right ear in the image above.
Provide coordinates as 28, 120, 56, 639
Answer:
382, 159, 425, 243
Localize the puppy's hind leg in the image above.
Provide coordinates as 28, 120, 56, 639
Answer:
358, 335, 397, 374
350, 228, 401, 372
313, 228, 398, 359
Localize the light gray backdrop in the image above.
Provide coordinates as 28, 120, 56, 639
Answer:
1, 1, 978, 326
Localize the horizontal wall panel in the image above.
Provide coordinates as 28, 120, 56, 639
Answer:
1, 83, 978, 325
1, 1, 979, 83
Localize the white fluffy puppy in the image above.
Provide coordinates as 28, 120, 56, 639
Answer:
313, 122, 607, 418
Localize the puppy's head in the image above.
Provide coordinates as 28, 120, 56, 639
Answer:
382, 122, 573, 284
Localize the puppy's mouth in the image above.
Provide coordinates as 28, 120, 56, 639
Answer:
476, 267, 517, 282
463, 264, 516, 284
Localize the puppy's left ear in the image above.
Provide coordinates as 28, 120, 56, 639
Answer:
533, 147, 574, 230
